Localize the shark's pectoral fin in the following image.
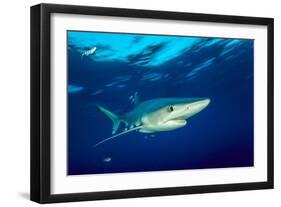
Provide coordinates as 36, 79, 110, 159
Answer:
93, 126, 143, 148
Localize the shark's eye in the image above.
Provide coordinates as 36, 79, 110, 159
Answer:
168, 106, 174, 112
187, 106, 190, 110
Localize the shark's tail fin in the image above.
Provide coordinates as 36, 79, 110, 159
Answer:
96, 105, 121, 134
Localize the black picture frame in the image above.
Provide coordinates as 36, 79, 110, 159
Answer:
30, 3, 274, 204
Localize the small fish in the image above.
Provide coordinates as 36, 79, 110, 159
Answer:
105, 83, 115, 87
103, 157, 111, 162
117, 84, 126, 88
81, 47, 97, 57
68, 85, 84, 93
91, 89, 104, 96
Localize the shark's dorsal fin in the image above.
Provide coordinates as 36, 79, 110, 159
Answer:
129, 92, 140, 106
93, 126, 142, 148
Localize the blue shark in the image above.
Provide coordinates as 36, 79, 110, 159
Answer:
94, 97, 210, 147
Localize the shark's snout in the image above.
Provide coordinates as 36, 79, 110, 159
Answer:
199, 98, 210, 108
193, 98, 210, 111
178, 98, 210, 120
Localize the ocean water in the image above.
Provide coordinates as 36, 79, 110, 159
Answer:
67, 31, 254, 175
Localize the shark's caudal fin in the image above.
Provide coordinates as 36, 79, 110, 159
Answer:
93, 126, 142, 148
96, 105, 122, 134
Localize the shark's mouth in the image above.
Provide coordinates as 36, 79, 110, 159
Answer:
166, 119, 187, 125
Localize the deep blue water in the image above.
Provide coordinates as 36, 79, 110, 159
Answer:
67, 31, 254, 175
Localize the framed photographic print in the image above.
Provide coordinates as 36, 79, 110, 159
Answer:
30, 3, 274, 203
